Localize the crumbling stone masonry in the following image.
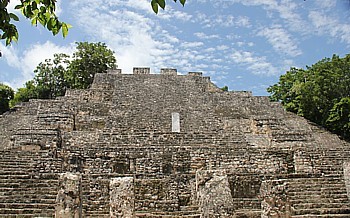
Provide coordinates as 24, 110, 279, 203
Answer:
0, 68, 350, 217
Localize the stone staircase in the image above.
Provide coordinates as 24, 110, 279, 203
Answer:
0, 149, 61, 217
135, 205, 201, 218
288, 176, 350, 217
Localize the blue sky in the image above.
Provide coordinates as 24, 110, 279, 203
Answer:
1, 0, 350, 95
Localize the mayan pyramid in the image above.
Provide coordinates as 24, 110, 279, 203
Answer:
0, 68, 350, 217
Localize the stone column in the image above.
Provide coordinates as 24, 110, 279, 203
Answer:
55, 173, 82, 218
110, 177, 135, 218
196, 170, 234, 217
260, 179, 291, 218
133, 67, 150, 74
172, 112, 180, 133
343, 161, 350, 200
160, 68, 177, 75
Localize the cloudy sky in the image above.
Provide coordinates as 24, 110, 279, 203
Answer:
1, 0, 350, 95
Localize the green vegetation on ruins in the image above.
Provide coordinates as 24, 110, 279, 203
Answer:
7, 41, 116, 109
268, 54, 350, 141
0, 83, 14, 114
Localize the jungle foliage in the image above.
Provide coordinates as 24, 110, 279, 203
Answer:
268, 54, 350, 140
0, 83, 14, 114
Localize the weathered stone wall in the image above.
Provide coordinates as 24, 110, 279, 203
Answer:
0, 69, 350, 217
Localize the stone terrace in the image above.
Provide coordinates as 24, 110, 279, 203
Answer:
0, 68, 350, 217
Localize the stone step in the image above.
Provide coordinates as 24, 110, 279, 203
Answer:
288, 181, 346, 190
135, 211, 201, 218
288, 180, 345, 186
179, 205, 199, 211
0, 181, 58, 188
292, 203, 350, 210
290, 198, 350, 205
0, 174, 59, 180
0, 190, 58, 197
232, 198, 261, 209
288, 192, 349, 199
292, 214, 350, 218
0, 196, 56, 204
288, 181, 345, 186
293, 207, 350, 215
0, 208, 54, 215
84, 214, 109, 218
0, 203, 54, 209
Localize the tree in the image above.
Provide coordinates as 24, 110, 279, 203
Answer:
221, 86, 229, 91
326, 97, 350, 139
10, 80, 38, 106
66, 42, 116, 89
34, 53, 70, 99
10, 41, 117, 106
0, 83, 14, 114
268, 54, 350, 140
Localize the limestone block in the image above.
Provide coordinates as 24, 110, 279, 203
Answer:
172, 112, 180, 133
133, 67, 150, 74
55, 173, 82, 218
110, 177, 135, 218
196, 171, 234, 217
294, 151, 314, 174
108, 69, 122, 74
160, 68, 177, 75
343, 161, 350, 200
188, 72, 202, 76
260, 180, 291, 218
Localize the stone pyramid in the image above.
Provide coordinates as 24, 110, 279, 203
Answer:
0, 68, 350, 217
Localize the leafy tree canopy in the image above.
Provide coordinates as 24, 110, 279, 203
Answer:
11, 42, 116, 105
10, 80, 38, 106
0, 83, 14, 114
268, 54, 350, 140
0, 0, 71, 47
66, 42, 117, 89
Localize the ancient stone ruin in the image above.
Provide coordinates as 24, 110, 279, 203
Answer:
1, 67, 350, 217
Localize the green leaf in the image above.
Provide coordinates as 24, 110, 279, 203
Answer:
9, 13, 19, 21
38, 14, 46, 26
47, 17, 54, 30
61, 22, 71, 38
32, 1, 38, 10
157, 0, 165, 10
14, 5, 22, 10
31, 17, 38, 26
11, 32, 18, 43
151, 0, 158, 14
180, 0, 186, 6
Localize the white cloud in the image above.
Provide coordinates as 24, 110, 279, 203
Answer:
195, 13, 251, 28
258, 25, 302, 57
217, 45, 229, 50
314, 0, 336, 9
194, 32, 220, 40
230, 50, 279, 75
1, 41, 74, 89
309, 11, 350, 44
0, 44, 20, 69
